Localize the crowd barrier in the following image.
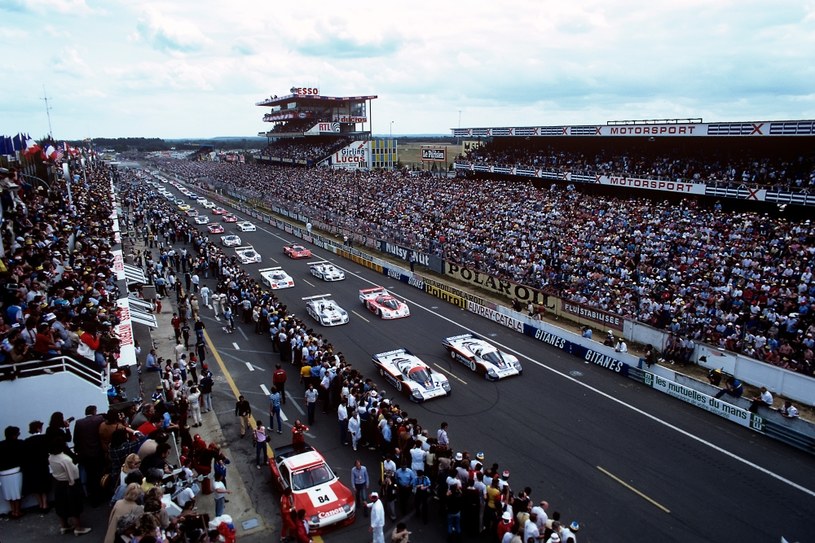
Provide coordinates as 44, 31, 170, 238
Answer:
176, 178, 815, 455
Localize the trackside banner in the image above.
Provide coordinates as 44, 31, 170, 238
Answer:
523, 324, 629, 376
444, 263, 547, 304
643, 373, 763, 430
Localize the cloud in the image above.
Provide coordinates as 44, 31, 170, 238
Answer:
50, 47, 92, 78
134, 8, 209, 54
0, 0, 92, 14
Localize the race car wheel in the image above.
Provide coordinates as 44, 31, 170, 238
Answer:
377, 309, 382, 317
449, 349, 456, 360
395, 381, 402, 392
468, 359, 477, 372
379, 368, 384, 377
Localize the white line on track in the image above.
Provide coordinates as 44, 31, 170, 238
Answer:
245, 362, 254, 372
226, 198, 815, 498
433, 363, 467, 384
303, 278, 316, 288
279, 409, 288, 422
232, 342, 240, 350
286, 393, 305, 415
237, 327, 248, 340
351, 310, 370, 323
260, 384, 270, 396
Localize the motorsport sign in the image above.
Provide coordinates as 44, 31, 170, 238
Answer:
421, 147, 446, 162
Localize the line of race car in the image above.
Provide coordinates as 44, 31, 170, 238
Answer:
154, 176, 527, 532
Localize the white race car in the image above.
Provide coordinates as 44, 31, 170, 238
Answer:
202, 201, 216, 209
303, 295, 349, 327
235, 245, 262, 264
259, 267, 294, 289
193, 215, 209, 225
221, 234, 242, 247
309, 261, 345, 282
372, 348, 451, 402
359, 287, 410, 319
442, 334, 523, 380
237, 221, 256, 232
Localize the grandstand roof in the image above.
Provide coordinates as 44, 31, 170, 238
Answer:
256, 93, 378, 108
451, 119, 815, 138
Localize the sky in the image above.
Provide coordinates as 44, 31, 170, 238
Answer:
1, 0, 814, 139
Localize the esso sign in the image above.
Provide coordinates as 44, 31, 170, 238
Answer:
294, 87, 319, 96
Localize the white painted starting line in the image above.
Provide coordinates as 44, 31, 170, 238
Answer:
433, 363, 467, 384
351, 310, 370, 323
245, 362, 254, 372
232, 342, 240, 350
260, 384, 288, 422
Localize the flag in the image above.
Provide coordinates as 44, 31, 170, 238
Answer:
23, 137, 41, 158
0, 136, 13, 155
43, 144, 57, 161
11, 133, 24, 152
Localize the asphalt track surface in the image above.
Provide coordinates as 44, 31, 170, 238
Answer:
158, 180, 815, 543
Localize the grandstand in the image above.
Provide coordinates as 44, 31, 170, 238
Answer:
452, 118, 815, 208
255, 86, 397, 170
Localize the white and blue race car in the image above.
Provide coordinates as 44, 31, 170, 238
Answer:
442, 334, 522, 380
259, 267, 294, 289
309, 261, 345, 282
372, 348, 451, 402
235, 245, 262, 264
303, 294, 349, 327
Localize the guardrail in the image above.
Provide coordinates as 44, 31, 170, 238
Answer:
5, 355, 105, 388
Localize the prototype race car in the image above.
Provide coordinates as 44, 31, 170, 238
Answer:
372, 348, 451, 402
259, 267, 295, 289
222, 214, 238, 223
177, 203, 192, 212
186, 208, 199, 217
212, 207, 228, 215
283, 244, 312, 259
220, 234, 242, 247
237, 221, 256, 232
202, 200, 216, 209
269, 443, 355, 532
193, 215, 209, 224
309, 261, 345, 282
442, 333, 523, 380
359, 287, 410, 319
303, 294, 349, 327
235, 245, 262, 264
207, 223, 224, 234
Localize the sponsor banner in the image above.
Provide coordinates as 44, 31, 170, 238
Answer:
333, 115, 368, 123
597, 175, 706, 195
332, 141, 369, 169
524, 324, 629, 375
426, 283, 467, 309
643, 373, 762, 430
561, 300, 623, 331
293, 87, 320, 96
114, 298, 138, 367
445, 262, 546, 305
302, 234, 313, 244
378, 241, 431, 267
466, 300, 524, 332
337, 249, 382, 272
421, 147, 447, 162
422, 276, 486, 306
284, 224, 293, 234
704, 185, 767, 202
306, 122, 341, 135
111, 249, 125, 281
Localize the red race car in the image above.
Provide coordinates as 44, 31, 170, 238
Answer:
207, 223, 224, 234
269, 443, 355, 532
283, 244, 312, 259
222, 214, 238, 223
212, 207, 228, 215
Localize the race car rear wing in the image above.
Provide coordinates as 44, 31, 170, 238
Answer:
235, 245, 255, 252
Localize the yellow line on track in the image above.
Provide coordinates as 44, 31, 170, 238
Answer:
204, 330, 324, 542
596, 465, 671, 513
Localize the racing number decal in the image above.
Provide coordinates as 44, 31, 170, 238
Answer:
317, 494, 331, 504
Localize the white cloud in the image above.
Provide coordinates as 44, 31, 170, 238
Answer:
2, 0, 814, 138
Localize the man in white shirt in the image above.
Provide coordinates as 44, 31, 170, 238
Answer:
525, 511, 544, 541
368, 492, 385, 543
531, 500, 549, 532
409, 442, 427, 473
337, 399, 349, 446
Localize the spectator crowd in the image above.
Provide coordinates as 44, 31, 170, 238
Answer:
153, 159, 815, 377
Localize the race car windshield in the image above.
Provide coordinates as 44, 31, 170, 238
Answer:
408, 367, 432, 384
291, 464, 334, 490
378, 297, 399, 309
481, 350, 508, 368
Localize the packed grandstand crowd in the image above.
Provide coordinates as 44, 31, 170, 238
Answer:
153, 153, 815, 376
258, 136, 352, 163
455, 139, 815, 190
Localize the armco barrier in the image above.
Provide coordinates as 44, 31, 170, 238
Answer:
182, 180, 815, 454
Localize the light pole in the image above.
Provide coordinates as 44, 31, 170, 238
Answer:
389, 120, 394, 139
